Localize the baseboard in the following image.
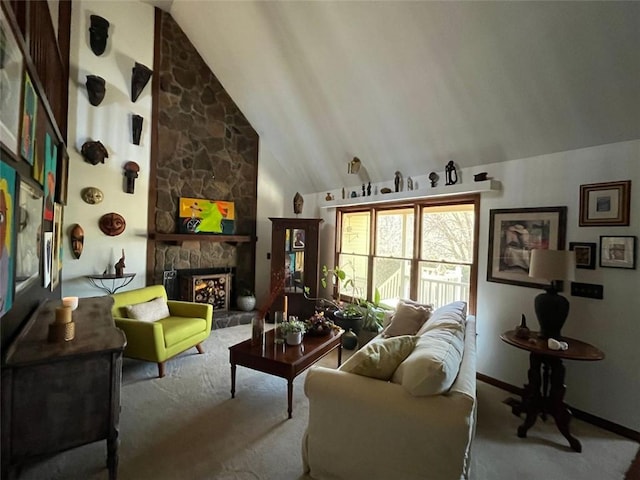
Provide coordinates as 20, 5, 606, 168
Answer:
476, 373, 640, 443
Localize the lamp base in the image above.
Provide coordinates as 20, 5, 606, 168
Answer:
534, 290, 569, 339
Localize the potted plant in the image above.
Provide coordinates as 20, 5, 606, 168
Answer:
236, 287, 256, 312
279, 319, 307, 345
305, 310, 336, 336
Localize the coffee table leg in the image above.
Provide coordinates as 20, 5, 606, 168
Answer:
230, 363, 236, 398
287, 379, 293, 419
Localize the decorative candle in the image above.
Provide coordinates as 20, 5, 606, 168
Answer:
55, 306, 73, 325
283, 295, 288, 319
62, 296, 79, 311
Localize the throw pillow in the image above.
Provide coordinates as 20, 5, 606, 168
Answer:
340, 335, 419, 380
417, 300, 467, 336
125, 297, 170, 322
383, 300, 432, 337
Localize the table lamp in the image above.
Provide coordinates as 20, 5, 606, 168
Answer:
528, 249, 576, 340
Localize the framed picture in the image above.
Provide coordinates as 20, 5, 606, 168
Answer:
51, 203, 63, 290
43, 230, 53, 289
15, 179, 43, 294
43, 132, 57, 221
0, 8, 24, 156
487, 206, 567, 289
177, 197, 235, 234
569, 242, 597, 270
579, 180, 631, 226
20, 71, 37, 165
292, 228, 305, 250
0, 159, 17, 316
56, 146, 69, 204
600, 236, 636, 269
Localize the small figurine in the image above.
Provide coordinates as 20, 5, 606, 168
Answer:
445, 161, 458, 186
407, 176, 413, 191
114, 249, 126, 278
293, 192, 304, 214
132, 115, 143, 145
394, 171, 402, 192
362, 183, 366, 196
124, 162, 140, 194
428, 171, 439, 188
515, 314, 530, 339
350, 191, 357, 198
342, 187, 345, 199
85, 75, 106, 106
367, 182, 371, 196
325, 192, 333, 201
348, 157, 361, 174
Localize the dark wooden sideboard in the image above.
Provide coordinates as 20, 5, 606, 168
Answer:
1, 296, 126, 479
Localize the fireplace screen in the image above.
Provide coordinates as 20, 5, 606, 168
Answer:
181, 273, 230, 311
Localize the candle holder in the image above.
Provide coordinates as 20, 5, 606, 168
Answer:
48, 306, 75, 342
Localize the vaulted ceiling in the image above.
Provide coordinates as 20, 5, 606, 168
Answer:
159, 1, 640, 194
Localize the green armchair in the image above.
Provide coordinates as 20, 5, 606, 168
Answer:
110, 285, 213, 378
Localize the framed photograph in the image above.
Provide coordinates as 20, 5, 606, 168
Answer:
600, 236, 636, 269
292, 228, 305, 250
569, 242, 597, 270
579, 180, 631, 226
487, 206, 567, 289
0, 8, 24, 155
20, 71, 37, 165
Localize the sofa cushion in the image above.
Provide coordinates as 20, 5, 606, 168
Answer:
417, 300, 467, 335
125, 297, 170, 322
383, 300, 433, 337
392, 316, 465, 396
159, 317, 208, 347
339, 335, 419, 380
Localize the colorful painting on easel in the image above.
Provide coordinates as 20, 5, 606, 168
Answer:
178, 197, 235, 234
43, 132, 57, 221
0, 161, 16, 316
20, 72, 37, 165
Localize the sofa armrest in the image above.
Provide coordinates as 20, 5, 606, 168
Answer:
303, 366, 474, 480
113, 316, 166, 361
167, 301, 213, 330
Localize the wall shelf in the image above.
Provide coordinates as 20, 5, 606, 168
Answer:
149, 233, 254, 246
320, 179, 501, 209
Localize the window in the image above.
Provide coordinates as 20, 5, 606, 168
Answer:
335, 195, 479, 313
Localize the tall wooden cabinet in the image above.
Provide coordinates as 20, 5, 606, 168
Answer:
1, 296, 126, 479
269, 218, 323, 320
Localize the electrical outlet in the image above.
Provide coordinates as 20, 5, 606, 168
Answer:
570, 282, 603, 299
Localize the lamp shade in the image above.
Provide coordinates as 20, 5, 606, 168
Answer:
529, 249, 576, 282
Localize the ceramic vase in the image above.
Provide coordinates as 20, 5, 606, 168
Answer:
286, 332, 303, 346
237, 295, 256, 312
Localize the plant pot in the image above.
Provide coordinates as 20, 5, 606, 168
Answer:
286, 331, 303, 346
333, 310, 363, 335
237, 295, 256, 312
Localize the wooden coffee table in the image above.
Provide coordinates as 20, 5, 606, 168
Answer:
229, 328, 343, 418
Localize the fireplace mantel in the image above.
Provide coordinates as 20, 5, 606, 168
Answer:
149, 232, 255, 246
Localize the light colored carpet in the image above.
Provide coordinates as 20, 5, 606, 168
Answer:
18, 324, 639, 480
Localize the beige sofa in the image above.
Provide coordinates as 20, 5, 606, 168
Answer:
302, 301, 476, 480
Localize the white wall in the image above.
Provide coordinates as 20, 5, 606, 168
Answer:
283, 140, 639, 430
62, 0, 154, 298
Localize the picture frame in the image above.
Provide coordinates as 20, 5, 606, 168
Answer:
51, 203, 63, 290
0, 7, 24, 156
569, 242, 597, 270
55, 145, 69, 204
15, 179, 43, 294
487, 206, 567, 289
599, 236, 636, 269
292, 228, 305, 250
0, 159, 17, 316
579, 180, 631, 227
177, 197, 235, 234
20, 71, 37, 165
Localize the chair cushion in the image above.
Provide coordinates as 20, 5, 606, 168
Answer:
383, 300, 432, 337
339, 335, 418, 380
125, 297, 170, 322
159, 317, 208, 347
392, 320, 464, 396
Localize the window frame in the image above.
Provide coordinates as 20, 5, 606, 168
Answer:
334, 194, 480, 314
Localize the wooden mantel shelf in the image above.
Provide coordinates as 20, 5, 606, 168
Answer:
149, 233, 254, 246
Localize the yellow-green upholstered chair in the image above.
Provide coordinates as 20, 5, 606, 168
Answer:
110, 285, 213, 378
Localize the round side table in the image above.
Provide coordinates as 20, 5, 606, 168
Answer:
500, 330, 604, 452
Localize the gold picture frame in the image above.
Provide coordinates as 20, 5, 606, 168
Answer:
579, 180, 631, 226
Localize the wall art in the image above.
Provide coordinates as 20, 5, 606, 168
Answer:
51, 203, 63, 290
43, 132, 57, 221
43, 230, 53, 289
99, 212, 126, 236
569, 242, 597, 270
487, 206, 567, 289
579, 180, 631, 227
55, 145, 68, 204
0, 160, 16, 315
600, 236, 636, 269
0, 8, 24, 156
89, 15, 110, 56
131, 62, 152, 102
178, 197, 235, 234
20, 72, 37, 165
15, 180, 42, 293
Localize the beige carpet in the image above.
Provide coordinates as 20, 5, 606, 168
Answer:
18, 324, 639, 480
